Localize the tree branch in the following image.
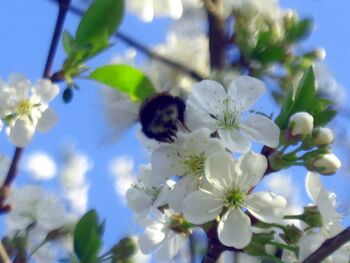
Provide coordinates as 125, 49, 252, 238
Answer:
0, 0, 71, 210
55, 1, 205, 82
205, 0, 227, 69
303, 226, 350, 263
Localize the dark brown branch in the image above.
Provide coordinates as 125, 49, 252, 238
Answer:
0, 0, 71, 210
44, 0, 71, 78
56, 1, 205, 82
303, 226, 350, 263
205, 0, 227, 69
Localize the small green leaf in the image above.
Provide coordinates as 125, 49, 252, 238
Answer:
62, 31, 75, 54
89, 64, 156, 101
73, 210, 102, 263
314, 109, 337, 126
286, 18, 313, 42
254, 45, 285, 64
75, 0, 124, 46
275, 67, 316, 129
292, 66, 316, 113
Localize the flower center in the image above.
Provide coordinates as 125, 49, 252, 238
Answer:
15, 99, 33, 117
184, 154, 205, 177
217, 99, 239, 130
224, 187, 245, 208
218, 110, 238, 130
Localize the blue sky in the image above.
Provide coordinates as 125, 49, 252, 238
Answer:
0, 0, 350, 258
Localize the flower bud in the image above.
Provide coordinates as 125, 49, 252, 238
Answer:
313, 153, 341, 175
313, 127, 334, 146
112, 237, 137, 260
289, 112, 314, 137
301, 206, 323, 227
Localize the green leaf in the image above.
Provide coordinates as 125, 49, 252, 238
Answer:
73, 210, 102, 263
286, 18, 313, 43
275, 88, 295, 129
254, 45, 285, 64
62, 30, 75, 54
75, 0, 124, 46
314, 109, 337, 126
89, 64, 156, 101
292, 66, 316, 112
275, 67, 315, 129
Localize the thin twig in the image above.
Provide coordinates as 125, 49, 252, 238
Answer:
55, 1, 205, 81
0, 242, 10, 263
44, 0, 71, 78
303, 226, 350, 263
0, 0, 71, 210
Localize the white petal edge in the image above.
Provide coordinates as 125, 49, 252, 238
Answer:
228, 76, 265, 111
218, 208, 252, 248
246, 192, 287, 223
37, 108, 57, 133
218, 129, 251, 153
183, 190, 223, 224
237, 151, 267, 192
240, 114, 280, 148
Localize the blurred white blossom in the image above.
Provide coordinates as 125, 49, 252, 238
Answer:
60, 149, 92, 216
127, 0, 183, 22
110, 156, 136, 201
24, 151, 57, 180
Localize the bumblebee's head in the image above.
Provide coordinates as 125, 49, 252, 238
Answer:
139, 92, 186, 143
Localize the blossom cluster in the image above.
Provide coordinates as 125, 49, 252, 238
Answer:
125, 73, 344, 261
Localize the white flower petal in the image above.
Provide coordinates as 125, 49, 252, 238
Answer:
228, 76, 265, 111
185, 102, 217, 132
138, 222, 166, 254
240, 114, 280, 148
183, 190, 222, 224
205, 151, 237, 187
126, 188, 152, 213
34, 79, 59, 103
189, 80, 227, 117
9, 74, 31, 100
167, 176, 198, 213
151, 146, 183, 176
218, 208, 252, 248
185, 128, 224, 156
37, 108, 57, 132
7, 119, 35, 147
218, 129, 251, 152
128, 0, 154, 22
246, 192, 287, 223
156, 234, 185, 261
305, 172, 323, 203
299, 232, 324, 261
237, 151, 267, 191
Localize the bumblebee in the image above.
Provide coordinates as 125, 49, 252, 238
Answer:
139, 92, 186, 143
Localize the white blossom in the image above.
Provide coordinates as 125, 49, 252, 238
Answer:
183, 151, 286, 248
127, 0, 183, 22
126, 165, 172, 216
0, 74, 59, 147
146, 32, 209, 93
151, 128, 225, 212
305, 172, 343, 238
60, 149, 92, 216
24, 151, 57, 180
6, 185, 66, 232
138, 209, 187, 261
186, 77, 280, 152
